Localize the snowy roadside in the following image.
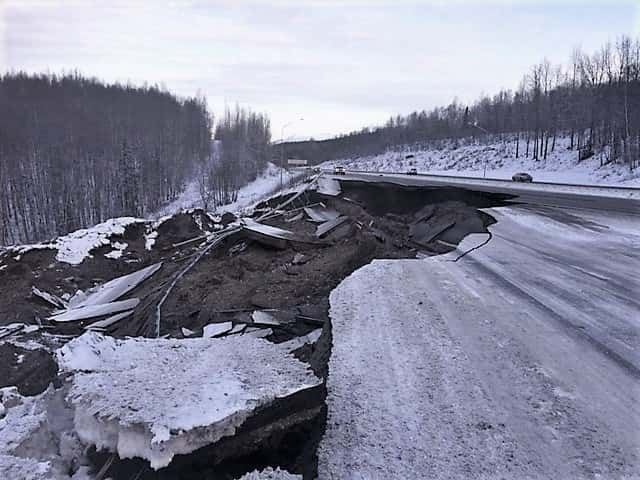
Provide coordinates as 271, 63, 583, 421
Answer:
322, 136, 640, 187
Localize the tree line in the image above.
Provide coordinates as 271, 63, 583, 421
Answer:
283, 36, 640, 170
198, 106, 271, 211
0, 73, 272, 245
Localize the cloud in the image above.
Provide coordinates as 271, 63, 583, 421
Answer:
2, 0, 637, 138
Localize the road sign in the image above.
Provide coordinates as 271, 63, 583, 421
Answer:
287, 159, 308, 166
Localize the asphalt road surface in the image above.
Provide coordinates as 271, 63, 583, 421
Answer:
318, 204, 640, 479
327, 170, 640, 214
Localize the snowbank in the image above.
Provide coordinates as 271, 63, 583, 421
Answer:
57, 332, 321, 469
324, 137, 640, 187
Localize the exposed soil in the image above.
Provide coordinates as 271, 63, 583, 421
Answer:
0, 342, 59, 396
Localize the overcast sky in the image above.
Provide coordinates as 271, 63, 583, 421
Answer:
1, 0, 638, 139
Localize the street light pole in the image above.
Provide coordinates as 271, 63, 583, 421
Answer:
471, 122, 491, 178
280, 118, 304, 191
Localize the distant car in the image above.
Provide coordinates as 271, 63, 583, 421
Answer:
333, 166, 346, 175
406, 167, 418, 175
312, 167, 321, 173
512, 172, 533, 183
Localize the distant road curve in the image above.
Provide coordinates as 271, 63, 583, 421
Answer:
322, 170, 640, 214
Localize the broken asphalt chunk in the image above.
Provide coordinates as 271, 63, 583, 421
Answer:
68, 262, 162, 309
315, 216, 349, 238
84, 310, 134, 331
31, 286, 67, 310
56, 332, 322, 470
48, 298, 140, 323
202, 321, 233, 338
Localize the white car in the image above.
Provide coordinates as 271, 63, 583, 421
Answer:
406, 167, 418, 175
333, 166, 346, 175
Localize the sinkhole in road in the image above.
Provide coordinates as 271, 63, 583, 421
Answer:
89, 181, 512, 479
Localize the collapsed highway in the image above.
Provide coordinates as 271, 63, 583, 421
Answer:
0, 172, 638, 479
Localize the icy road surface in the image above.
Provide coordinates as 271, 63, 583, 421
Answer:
319, 205, 640, 479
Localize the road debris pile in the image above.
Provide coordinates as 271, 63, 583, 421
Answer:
0, 174, 510, 478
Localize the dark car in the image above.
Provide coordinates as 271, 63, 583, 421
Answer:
333, 166, 346, 175
512, 172, 533, 183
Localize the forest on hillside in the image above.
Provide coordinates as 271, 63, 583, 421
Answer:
284, 36, 640, 169
199, 107, 272, 211
0, 73, 271, 245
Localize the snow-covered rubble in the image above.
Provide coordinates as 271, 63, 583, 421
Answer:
12, 217, 145, 265
238, 467, 302, 479
56, 332, 322, 470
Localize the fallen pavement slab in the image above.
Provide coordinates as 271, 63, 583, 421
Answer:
303, 206, 340, 223
84, 310, 134, 331
48, 298, 140, 323
203, 321, 233, 338
68, 262, 162, 308
32, 287, 67, 310
57, 332, 322, 470
315, 216, 349, 238
241, 219, 318, 249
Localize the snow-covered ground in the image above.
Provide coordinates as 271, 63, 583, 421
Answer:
323, 137, 640, 187
154, 163, 296, 218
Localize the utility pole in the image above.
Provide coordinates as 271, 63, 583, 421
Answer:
280, 118, 304, 191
